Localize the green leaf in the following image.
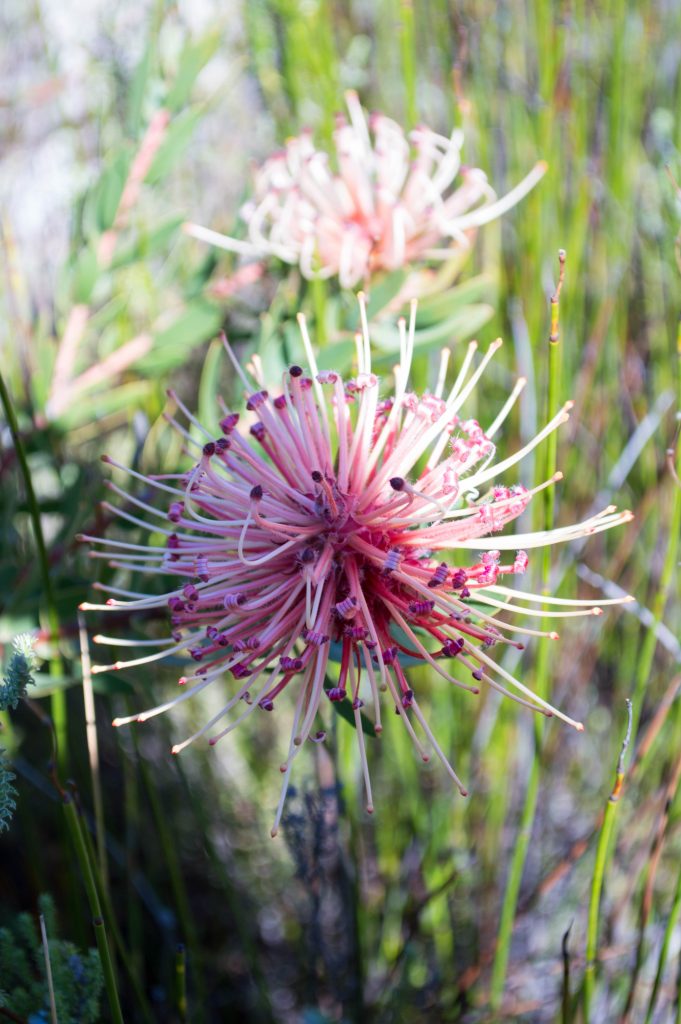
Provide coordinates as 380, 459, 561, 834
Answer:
70, 245, 99, 304
55, 380, 153, 429
315, 339, 356, 374
127, 42, 153, 138
165, 31, 221, 112
366, 269, 409, 319
371, 304, 495, 354
145, 107, 205, 185
414, 274, 498, 327
110, 214, 184, 268
198, 337, 225, 436
93, 152, 130, 233
136, 301, 222, 375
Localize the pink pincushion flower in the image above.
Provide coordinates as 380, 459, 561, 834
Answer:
81, 300, 631, 836
185, 91, 547, 288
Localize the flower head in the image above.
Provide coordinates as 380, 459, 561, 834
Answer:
80, 299, 631, 835
185, 91, 547, 288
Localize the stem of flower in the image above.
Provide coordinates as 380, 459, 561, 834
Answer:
0, 368, 67, 769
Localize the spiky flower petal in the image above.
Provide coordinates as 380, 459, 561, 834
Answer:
81, 300, 631, 835
185, 91, 546, 288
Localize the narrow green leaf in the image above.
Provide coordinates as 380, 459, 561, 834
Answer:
110, 214, 184, 268
93, 153, 130, 233
137, 301, 222, 374
127, 42, 153, 138
165, 31, 221, 112
371, 304, 495, 354
145, 107, 205, 185
198, 337, 226, 436
71, 245, 100, 304
414, 274, 498, 327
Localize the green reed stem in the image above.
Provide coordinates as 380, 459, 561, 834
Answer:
0, 367, 67, 768
62, 792, 123, 1024
645, 856, 681, 1023
311, 275, 328, 348
583, 699, 633, 1020
399, 0, 417, 127
629, 322, 681, 746
78, 801, 155, 1024
490, 253, 565, 1009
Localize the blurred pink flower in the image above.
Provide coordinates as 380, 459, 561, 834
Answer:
185, 91, 547, 288
81, 301, 630, 835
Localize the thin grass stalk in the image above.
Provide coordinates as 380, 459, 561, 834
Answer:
78, 800, 156, 1024
62, 792, 123, 1024
39, 913, 58, 1024
644, 836, 681, 1021
583, 699, 633, 1020
77, 611, 108, 892
622, 741, 681, 1020
168, 747, 274, 1020
628, 279, 681, 749
0, 368, 67, 768
311, 275, 328, 348
561, 924, 572, 1024
399, 0, 417, 128
490, 253, 565, 1008
134, 737, 208, 1022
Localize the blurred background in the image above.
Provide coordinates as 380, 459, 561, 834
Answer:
1, 1, 680, 1021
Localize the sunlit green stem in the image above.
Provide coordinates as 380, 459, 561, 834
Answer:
583, 700, 633, 1019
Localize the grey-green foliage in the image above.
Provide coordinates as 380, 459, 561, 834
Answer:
0, 633, 36, 710
0, 755, 16, 833
0, 895, 103, 1023
0, 634, 36, 834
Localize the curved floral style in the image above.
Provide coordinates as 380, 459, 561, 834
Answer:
185, 91, 547, 288
80, 300, 631, 835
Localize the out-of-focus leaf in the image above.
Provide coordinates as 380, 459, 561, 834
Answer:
414, 274, 497, 327
127, 42, 153, 138
198, 337, 226, 436
30, 332, 57, 410
371, 304, 495, 354
71, 245, 99, 304
56, 380, 154, 429
366, 269, 409, 319
30, 673, 135, 697
145, 107, 205, 185
92, 153, 130, 233
315, 339, 356, 374
110, 214, 184, 268
136, 301, 222, 374
165, 31, 221, 112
